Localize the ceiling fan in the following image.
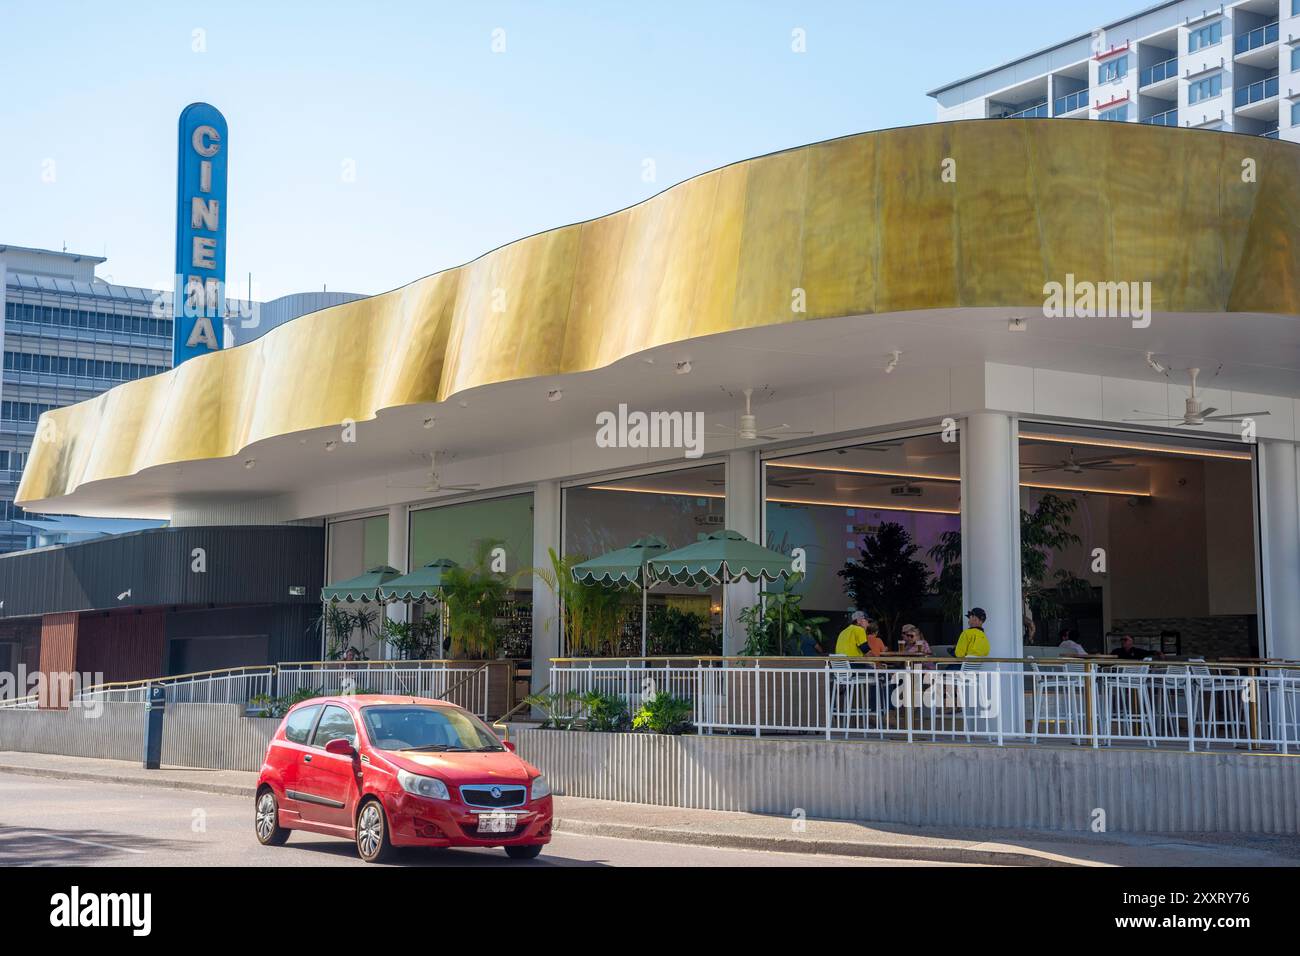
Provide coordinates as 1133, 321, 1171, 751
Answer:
1124, 366, 1270, 428
1020, 447, 1136, 475
390, 450, 480, 493
709, 387, 814, 442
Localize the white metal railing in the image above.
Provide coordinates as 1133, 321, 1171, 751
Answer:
277, 661, 489, 718
0, 661, 490, 718
547, 657, 1300, 753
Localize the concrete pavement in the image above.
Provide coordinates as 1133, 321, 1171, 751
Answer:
2, 750, 1297, 866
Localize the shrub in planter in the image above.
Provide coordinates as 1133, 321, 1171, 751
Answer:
248, 685, 380, 718
579, 690, 630, 732
522, 690, 583, 729
631, 691, 693, 735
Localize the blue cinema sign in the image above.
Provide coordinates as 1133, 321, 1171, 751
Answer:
173, 102, 228, 365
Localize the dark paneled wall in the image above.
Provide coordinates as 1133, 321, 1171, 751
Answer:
76, 610, 167, 683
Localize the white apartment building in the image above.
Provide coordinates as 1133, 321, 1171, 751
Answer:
930, 0, 1299, 142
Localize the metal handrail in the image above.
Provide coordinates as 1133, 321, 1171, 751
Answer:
548, 655, 1300, 668
492, 682, 548, 742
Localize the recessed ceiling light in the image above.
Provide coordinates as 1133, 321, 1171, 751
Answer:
423, 417, 436, 429
243, 458, 256, 469
325, 441, 337, 451
675, 361, 692, 375
547, 388, 563, 402
1008, 317, 1028, 332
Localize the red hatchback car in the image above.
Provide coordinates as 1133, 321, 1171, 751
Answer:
255, 695, 553, 863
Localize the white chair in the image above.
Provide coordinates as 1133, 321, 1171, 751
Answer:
1030, 660, 1086, 742
1099, 664, 1156, 746
1189, 663, 1250, 746
829, 656, 873, 737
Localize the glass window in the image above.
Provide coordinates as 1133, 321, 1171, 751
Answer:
562, 464, 725, 657
763, 433, 962, 653
1018, 425, 1257, 657
1293, 101, 1300, 126
1098, 55, 1128, 83
1293, 46, 1300, 72
311, 704, 357, 748
1188, 20, 1222, 52
1188, 73, 1222, 104
362, 704, 502, 752
283, 704, 321, 744
1099, 105, 1129, 122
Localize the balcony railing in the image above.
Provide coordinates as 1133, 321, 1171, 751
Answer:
1053, 89, 1089, 114
1261, 128, 1280, 139
1004, 101, 1049, 119
547, 657, 1300, 753
1235, 74, 1279, 107
1141, 108, 1178, 126
1235, 21, 1279, 55
1139, 56, 1178, 87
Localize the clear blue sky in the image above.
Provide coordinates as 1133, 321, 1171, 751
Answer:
2, 1, 1141, 300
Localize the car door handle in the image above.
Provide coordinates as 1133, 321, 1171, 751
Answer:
303, 754, 312, 763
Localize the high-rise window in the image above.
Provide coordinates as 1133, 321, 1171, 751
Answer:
1188, 20, 1223, 52
1188, 73, 1223, 104
1098, 55, 1128, 83
1099, 104, 1129, 122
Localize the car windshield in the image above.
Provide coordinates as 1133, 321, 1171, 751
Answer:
360, 705, 504, 753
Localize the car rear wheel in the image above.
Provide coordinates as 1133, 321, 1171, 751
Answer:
255, 789, 290, 846
504, 844, 543, 860
356, 799, 393, 863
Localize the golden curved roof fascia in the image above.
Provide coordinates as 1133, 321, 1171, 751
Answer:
17, 120, 1300, 506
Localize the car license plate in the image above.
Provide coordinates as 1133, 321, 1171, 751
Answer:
477, 812, 517, 833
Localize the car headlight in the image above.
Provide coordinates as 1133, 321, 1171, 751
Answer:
530, 774, 551, 800
397, 769, 449, 800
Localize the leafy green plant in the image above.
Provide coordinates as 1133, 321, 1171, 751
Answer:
647, 605, 721, 656
381, 615, 441, 660
631, 691, 693, 735
840, 522, 933, 646
535, 548, 630, 656
442, 539, 515, 659
249, 685, 379, 718
738, 575, 828, 656
579, 690, 630, 732
523, 690, 584, 729
315, 604, 382, 660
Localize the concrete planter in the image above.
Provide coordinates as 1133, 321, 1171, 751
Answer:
513, 728, 1300, 834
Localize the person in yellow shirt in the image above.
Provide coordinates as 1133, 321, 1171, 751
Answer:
834, 611, 872, 656
954, 608, 991, 658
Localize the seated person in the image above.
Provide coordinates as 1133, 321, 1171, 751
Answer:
1057, 627, 1088, 657
834, 611, 872, 656
954, 608, 991, 659
1114, 634, 1148, 660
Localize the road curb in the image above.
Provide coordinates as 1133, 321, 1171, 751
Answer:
0, 762, 256, 798
550, 817, 1084, 866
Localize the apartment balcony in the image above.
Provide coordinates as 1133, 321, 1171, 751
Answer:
1141, 108, 1179, 127
1234, 21, 1280, 68
1234, 74, 1280, 118
1052, 88, 1090, 115
1138, 56, 1179, 97
1002, 101, 1049, 119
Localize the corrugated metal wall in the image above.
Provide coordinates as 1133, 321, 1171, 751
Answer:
0, 703, 279, 771
0, 525, 324, 619
37, 613, 78, 687
515, 731, 1300, 835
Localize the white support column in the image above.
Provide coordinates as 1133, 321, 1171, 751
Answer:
530, 480, 562, 692
961, 413, 1021, 657
725, 449, 761, 656
383, 504, 409, 659
1259, 441, 1300, 660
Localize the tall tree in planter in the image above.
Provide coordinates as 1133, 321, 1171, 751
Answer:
928, 493, 1092, 640
535, 549, 630, 656
838, 522, 932, 646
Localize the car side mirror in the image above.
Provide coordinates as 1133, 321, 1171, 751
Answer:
502, 740, 516, 753
324, 738, 354, 757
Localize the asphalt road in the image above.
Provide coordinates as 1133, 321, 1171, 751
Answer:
0, 773, 959, 867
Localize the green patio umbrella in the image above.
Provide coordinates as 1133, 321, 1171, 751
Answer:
571, 536, 669, 656
378, 558, 459, 602
321, 565, 401, 603
378, 559, 459, 656
647, 530, 796, 652
319, 565, 401, 659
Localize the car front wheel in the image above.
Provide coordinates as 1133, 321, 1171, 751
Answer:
255, 789, 290, 846
504, 844, 543, 860
356, 800, 393, 863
